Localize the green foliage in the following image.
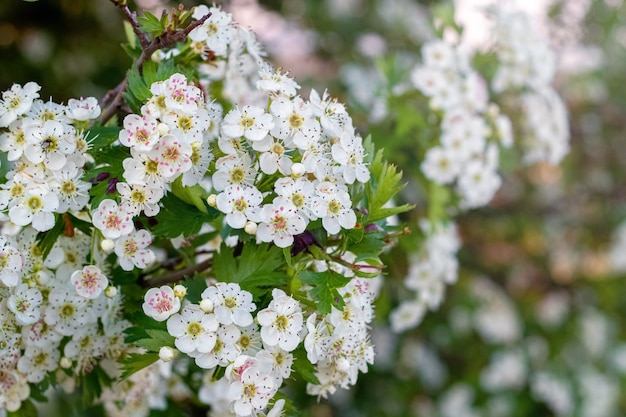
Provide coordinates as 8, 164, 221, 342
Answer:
182, 274, 209, 304
120, 352, 160, 380
7, 400, 37, 417
79, 366, 113, 408
213, 242, 289, 297
365, 149, 414, 223
292, 347, 320, 385
152, 193, 220, 238
138, 12, 168, 36
298, 270, 351, 314
35, 214, 64, 259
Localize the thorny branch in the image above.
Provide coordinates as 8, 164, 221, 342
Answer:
99, 1, 212, 124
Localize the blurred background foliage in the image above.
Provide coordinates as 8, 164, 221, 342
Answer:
4, 0, 626, 416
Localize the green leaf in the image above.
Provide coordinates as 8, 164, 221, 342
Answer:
182, 274, 209, 303
65, 212, 93, 236
213, 243, 288, 296
138, 11, 166, 35
123, 64, 151, 113
120, 352, 160, 379
172, 176, 209, 214
85, 125, 122, 151
134, 329, 176, 352
292, 347, 320, 385
365, 149, 414, 223
298, 270, 351, 314
152, 193, 220, 238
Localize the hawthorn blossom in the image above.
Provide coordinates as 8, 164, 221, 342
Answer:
8, 187, 59, 232
216, 184, 263, 229
117, 182, 163, 217
66, 97, 101, 121
148, 134, 192, 179
194, 324, 241, 369
270, 96, 320, 149
256, 200, 306, 248
7, 284, 42, 325
24, 120, 76, 170
421, 146, 461, 185
143, 285, 181, 322
257, 289, 303, 352
71, 265, 108, 299
119, 113, 160, 152
0, 370, 30, 412
201, 282, 256, 327
221, 105, 275, 142
50, 165, 91, 212
189, 5, 234, 57
17, 345, 60, 383
212, 153, 258, 191
311, 185, 356, 235
166, 304, 219, 355
114, 229, 155, 271
0, 236, 23, 287
228, 366, 274, 416
44, 288, 93, 336
92, 199, 134, 240
0, 81, 40, 127
0, 122, 27, 161
331, 131, 369, 184
256, 64, 300, 97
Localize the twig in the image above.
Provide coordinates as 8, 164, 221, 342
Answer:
100, 2, 212, 124
141, 257, 212, 288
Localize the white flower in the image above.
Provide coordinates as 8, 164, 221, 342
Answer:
212, 153, 258, 191
0, 122, 27, 161
114, 229, 155, 271
256, 289, 303, 352
274, 177, 316, 220
66, 97, 101, 121
0, 370, 31, 412
119, 113, 160, 152
9, 187, 59, 232
228, 366, 275, 416
17, 345, 60, 383
70, 265, 108, 299
8, 284, 43, 325
422, 39, 457, 69
221, 105, 275, 142
304, 313, 331, 364
311, 184, 356, 235
201, 282, 256, 327
166, 304, 219, 354
0, 81, 41, 127
189, 6, 234, 57
142, 286, 181, 322
148, 134, 192, 179
24, 120, 76, 170
44, 288, 93, 336
256, 200, 307, 248
390, 300, 427, 333
330, 131, 370, 184
0, 236, 23, 287
421, 146, 461, 185
256, 64, 300, 97
194, 324, 241, 369
117, 182, 163, 217
216, 184, 263, 229
92, 199, 134, 240
50, 165, 91, 213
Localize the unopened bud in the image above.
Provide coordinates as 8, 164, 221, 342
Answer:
244, 221, 257, 235
207, 194, 217, 207
105, 286, 118, 298
159, 346, 175, 362
200, 298, 214, 313
174, 285, 187, 298
60, 356, 73, 369
290, 162, 305, 178
100, 239, 115, 252
158, 123, 170, 136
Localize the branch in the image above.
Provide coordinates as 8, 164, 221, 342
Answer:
100, 2, 212, 124
141, 257, 212, 288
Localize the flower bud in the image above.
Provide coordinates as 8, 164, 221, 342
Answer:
100, 239, 115, 252
200, 298, 214, 313
290, 162, 305, 178
174, 285, 187, 298
244, 221, 257, 235
159, 346, 175, 362
158, 123, 170, 136
60, 356, 73, 369
207, 194, 217, 207
105, 286, 118, 298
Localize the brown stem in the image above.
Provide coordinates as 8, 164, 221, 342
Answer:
100, 3, 212, 124
141, 257, 212, 288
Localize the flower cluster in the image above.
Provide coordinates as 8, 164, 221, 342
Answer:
410, 39, 511, 209
489, 7, 570, 165
389, 221, 460, 333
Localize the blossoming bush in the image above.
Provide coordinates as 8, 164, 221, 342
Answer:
0, 0, 588, 416
0, 2, 412, 415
